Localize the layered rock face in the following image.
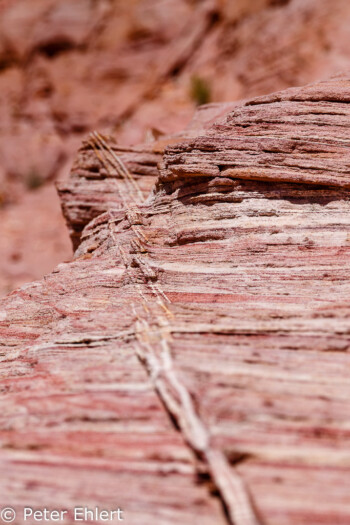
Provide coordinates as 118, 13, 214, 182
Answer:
1, 74, 350, 524
2, 0, 350, 296
1, 0, 350, 193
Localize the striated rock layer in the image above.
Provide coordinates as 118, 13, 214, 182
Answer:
2, 74, 350, 524
2, 0, 350, 296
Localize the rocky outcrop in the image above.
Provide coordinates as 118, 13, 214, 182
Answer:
2, 0, 350, 190
57, 102, 237, 249
2, 0, 350, 296
1, 73, 350, 524
162, 74, 350, 187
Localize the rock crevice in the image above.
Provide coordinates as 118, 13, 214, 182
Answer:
2, 74, 350, 524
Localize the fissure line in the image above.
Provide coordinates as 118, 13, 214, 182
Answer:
89, 131, 262, 525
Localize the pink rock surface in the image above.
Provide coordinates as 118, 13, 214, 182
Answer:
1, 73, 350, 524
2, 0, 350, 295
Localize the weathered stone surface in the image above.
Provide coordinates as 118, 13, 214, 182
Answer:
162, 74, 350, 188
57, 139, 160, 250
2, 73, 350, 524
57, 103, 237, 249
2, 0, 350, 296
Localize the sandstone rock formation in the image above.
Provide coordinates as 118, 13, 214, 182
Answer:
1, 73, 350, 524
2, 0, 350, 296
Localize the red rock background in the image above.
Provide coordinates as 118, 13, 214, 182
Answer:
1, 0, 350, 296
